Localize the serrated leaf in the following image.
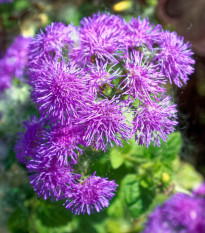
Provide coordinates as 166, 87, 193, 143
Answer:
121, 174, 155, 218
110, 149, 125, 169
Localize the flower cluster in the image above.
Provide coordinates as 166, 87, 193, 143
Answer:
16, 13, 195, 214
0, 35, 31, 91
143, 185, 205, 233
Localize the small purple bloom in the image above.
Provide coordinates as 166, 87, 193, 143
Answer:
79, 98, 132, 151
124, 16, 161, 50
143, 193, 205, 233
64, 172, 118, 215
27, 156, 80, 201
15, 117, 44, 164
38, 124, 85, 165
155, 31, 195, 87
29, 22, 75, 62
122, 51, 165, 102
30, 60, 91, 122
133, 97, 177, 147
71, 12, 125, 64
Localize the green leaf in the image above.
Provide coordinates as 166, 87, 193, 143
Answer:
36, 200, 72, 227
7, 207, 29, 233
110, 149, 125, 169
107, 197, 124, 218
121, 174, 155, 218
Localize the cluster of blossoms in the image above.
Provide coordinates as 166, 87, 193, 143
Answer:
15, 13, 195, 215
0, 35, 31, 91
143, 183, 205, 233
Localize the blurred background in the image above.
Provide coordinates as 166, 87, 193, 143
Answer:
0, 0, 205, 232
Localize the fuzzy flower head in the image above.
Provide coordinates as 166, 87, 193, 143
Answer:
39, 124, 85, 165
122, 51, 165, 102
15, 117, 44, 164
27, 156, 80, 201
64, 172, 118, 215
133, 97, 177, 147
124, 16, 161, 50
79, 98, 132, 152
3, 35, 31, 79
29, 22, 75, 62
30, 60, 91, 122
155, 31, 195, 87
143, 193, 205, 233
72, 12, 125, 64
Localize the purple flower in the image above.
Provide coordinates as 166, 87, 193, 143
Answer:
0, 0, 13, 4
0, 59, 12, 91
15, 117, 44, 164
193, 182, 205, 198
27, 156, 80, 201
71, 12, 125, 64
79, 98, 132, 151
143, 193, 205, 233
4, 35, 31, 79
124, 16, 161, 50
30, 60, 91, 122
133, 97, 177, 147
64, 172, 118, 215
29, 22, 75, 62
86, 60, 121, 97
122, 51, 165, 102
38, 124, 85, 165
155, 31, 195, 87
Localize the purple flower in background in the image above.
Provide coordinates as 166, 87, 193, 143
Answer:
29, 22, 75, 62
39, 124, 85, 165
193, 182, 205, 198
15, 117, 44, 164
133, 97, 177, 147
64, 172, 118, 215
155, 31, 195, 87
0, 0, 13, 4
30, 60, 91, 122
79, 98, 132, 151
122, 51, 165, 102
143, 193, 205, 233
0, 59, 12, 91
124, 16, 161, 50
4, 35, 31, 79
27, 156, 80, 201
72, 12, 125, 64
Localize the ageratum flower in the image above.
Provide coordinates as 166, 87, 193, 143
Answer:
86, 60, 121, 97
15, 117, 44, 164
155, 31, 195, 87
79, 98, 132, 151
124, 16, 161, 50
27, 156, 80, 201
64, 172, 118, 215
72, 12, 125, 64
143, 193, 205, 233
38, 124, 85, 165
122, 51, 165, 102
4, 35, 31, 79
30, 60, 92, 122
29, 22, 75, 62
133, 97, 177, 147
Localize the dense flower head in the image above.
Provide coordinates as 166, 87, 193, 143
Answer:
79, 98, 132, 151
122, 51, 165, 102
143, 193, 205, 233
133, 97, 177, 147
72, 12, 125, 64
15, 117, 44, 164
30, 59, 92, 122
124, 16, 162, 50
64, 172, 118, 215
29, 22, 75, 62
27, 156, 80, 201
38, 123, 85, 165
155, 31, 195, 87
